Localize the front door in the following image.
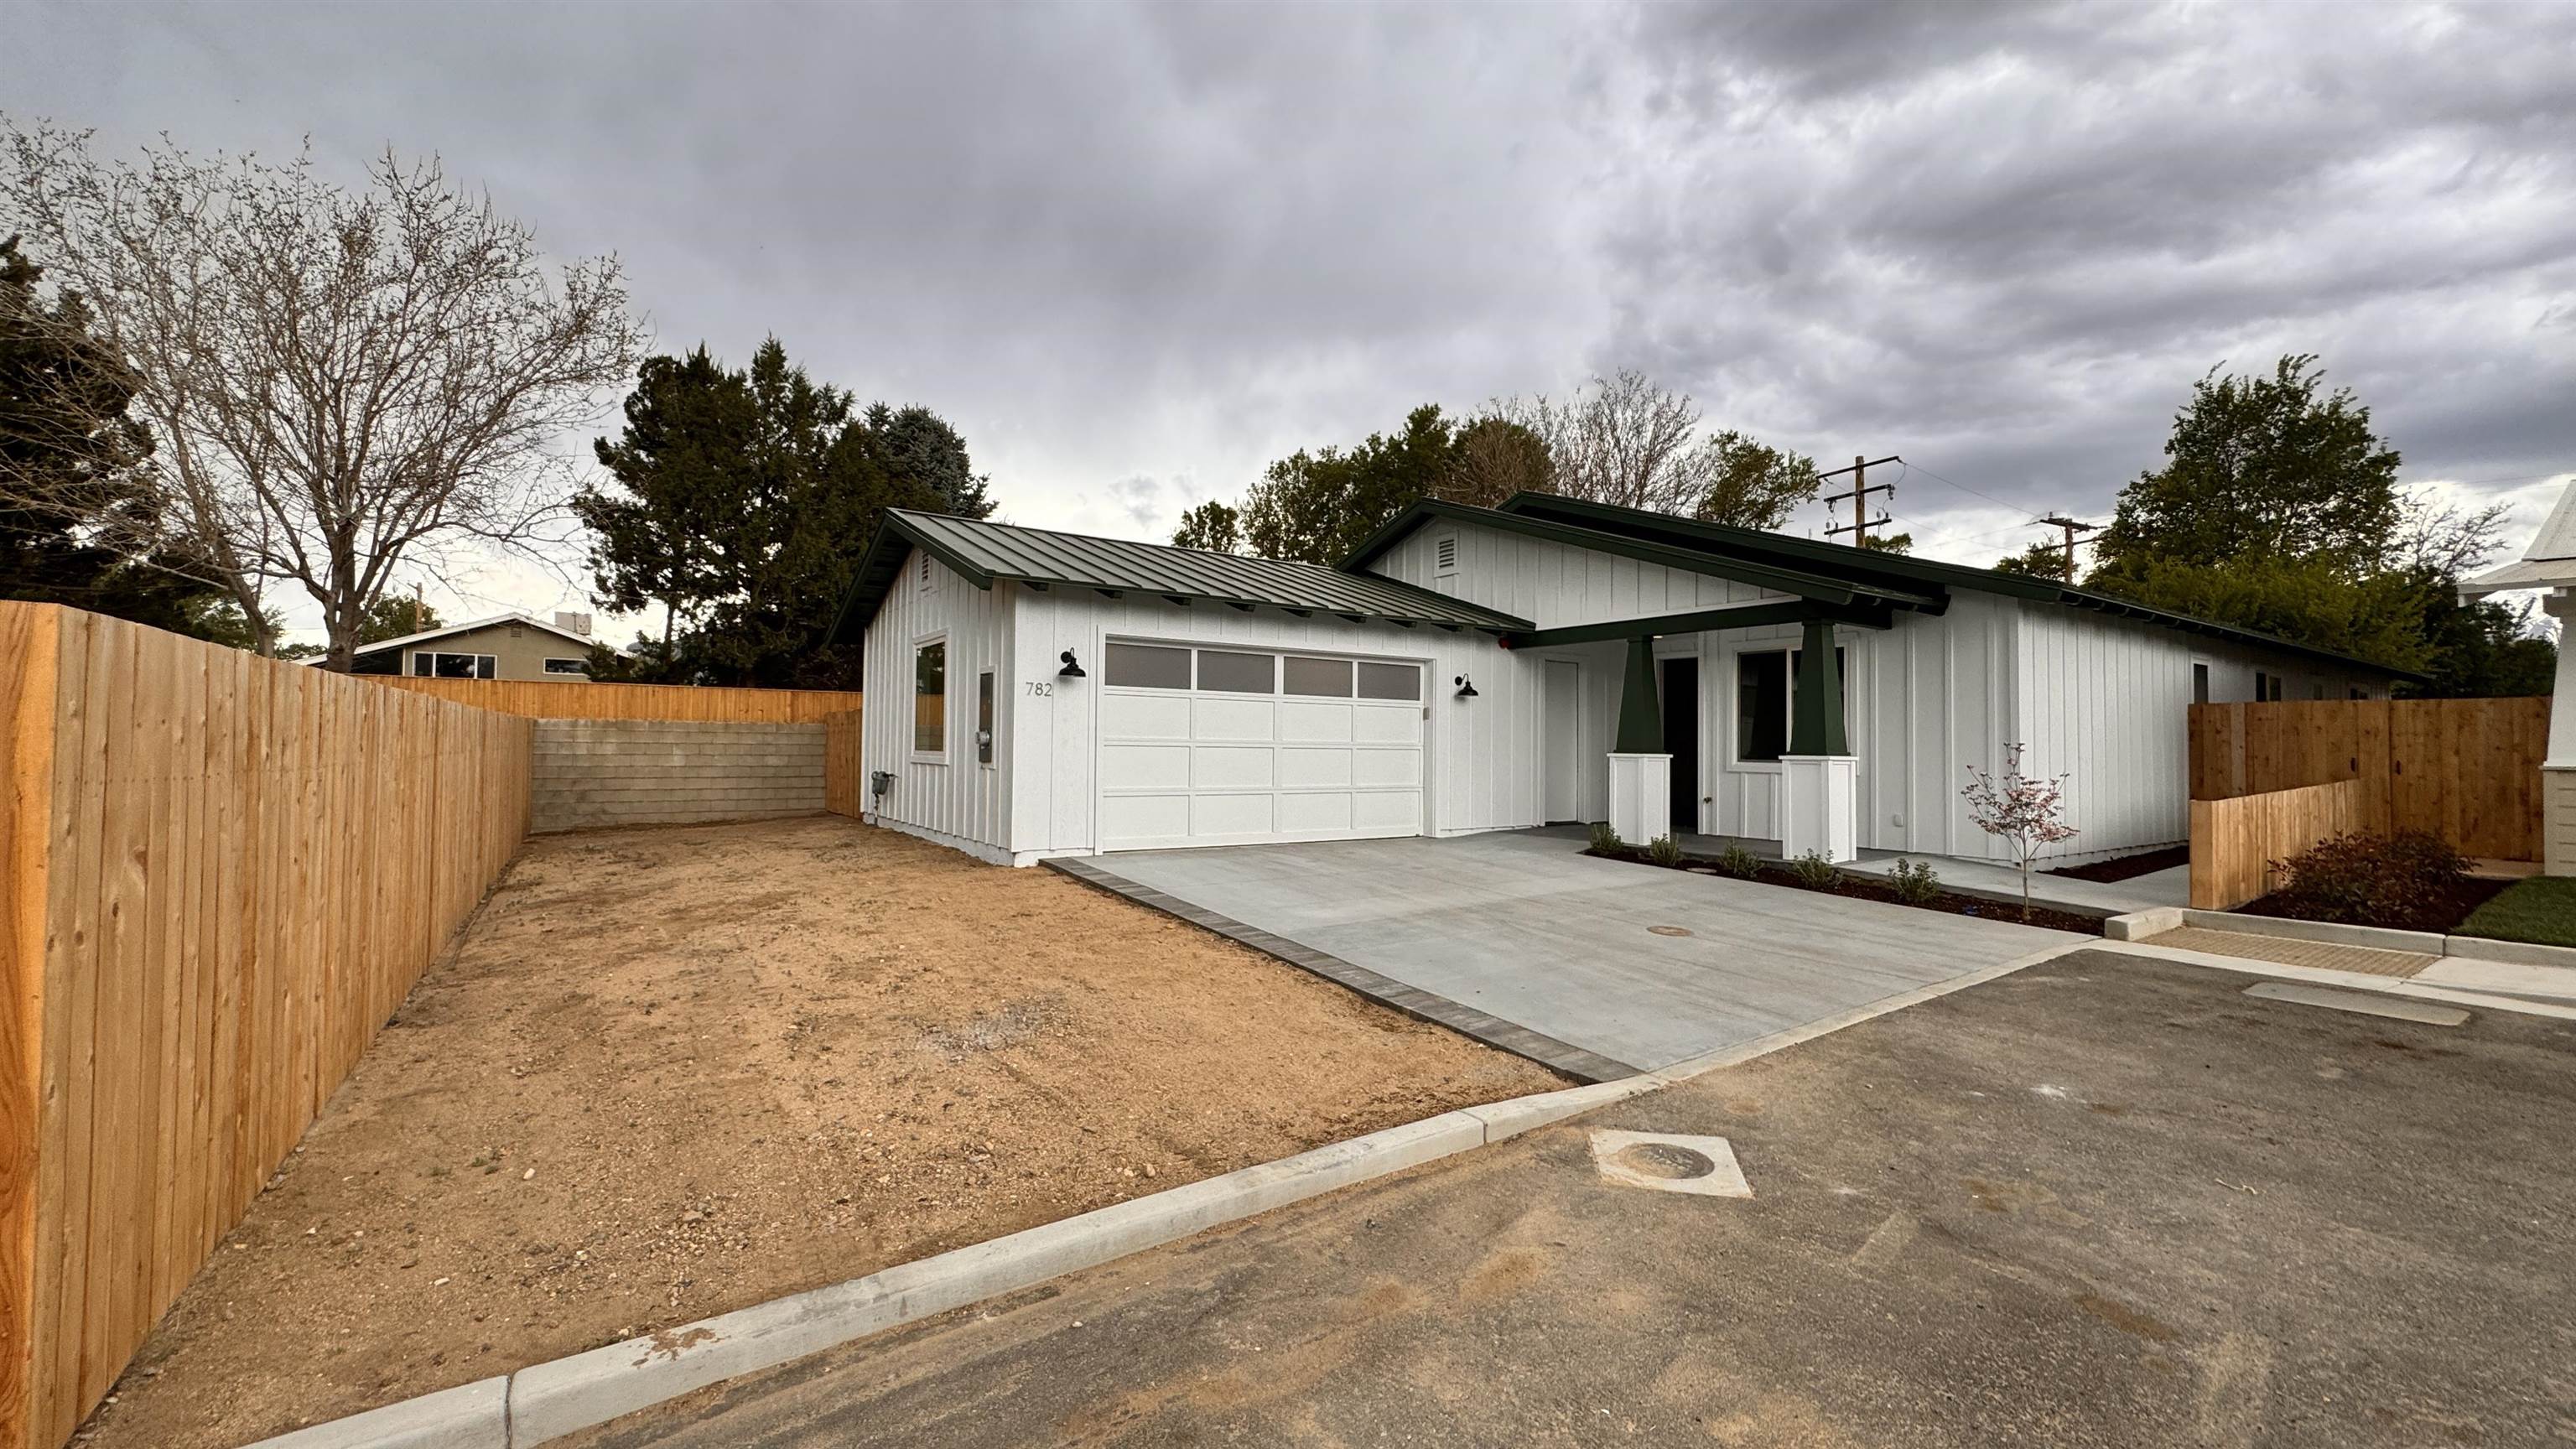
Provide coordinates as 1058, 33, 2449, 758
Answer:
1661, 656, 1699, 834
1543, 659, 1581, 823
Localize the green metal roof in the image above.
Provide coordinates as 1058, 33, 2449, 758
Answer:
832, 510, 1533, 643
1488, 492, 2423, 681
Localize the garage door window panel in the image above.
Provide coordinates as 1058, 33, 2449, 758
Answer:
1284, 657, 1353, 697
1197, 651, 1275, 693
1106, 643, 1192, 688
1355, 662, 1421, 700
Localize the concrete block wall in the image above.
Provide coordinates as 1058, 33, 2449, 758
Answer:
531, 719, 827, 834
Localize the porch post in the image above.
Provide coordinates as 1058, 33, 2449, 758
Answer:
1780, 611, 1858, 862
1607, 635, 1671, 845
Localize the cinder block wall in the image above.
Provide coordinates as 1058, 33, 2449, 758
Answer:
531, 719, 827, 834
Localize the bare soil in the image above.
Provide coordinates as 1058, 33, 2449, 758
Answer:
80, 816, 1561, 1449
1587, 847, 2108, 934
2043, 843, 2189, 883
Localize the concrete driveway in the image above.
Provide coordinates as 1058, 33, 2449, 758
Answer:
1066, 830, 2080, 1074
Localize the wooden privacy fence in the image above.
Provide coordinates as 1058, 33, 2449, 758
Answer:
0, 604, 532, 1449
364, 675, 861, 724
2188, 697, 2547, 862
2188, 780, 2362, 910
823, 709, 865, 818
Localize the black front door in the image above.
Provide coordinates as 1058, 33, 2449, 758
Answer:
1660, 657, 1699, 834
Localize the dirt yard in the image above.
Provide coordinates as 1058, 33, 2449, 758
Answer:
81, 816, 1561, 1449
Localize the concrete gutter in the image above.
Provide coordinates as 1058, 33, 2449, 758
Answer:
240, 937, 2096, 1449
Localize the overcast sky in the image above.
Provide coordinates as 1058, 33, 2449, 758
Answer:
9, 2, 2575, 641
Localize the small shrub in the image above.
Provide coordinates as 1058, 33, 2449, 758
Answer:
2269, 830, 2469, 926
1789, 850, 1839, 890
1648, 834, 1683, 868
1716, 842, 1761, 879
1588, 821, 1623, 854
1888, 857, 1941, 906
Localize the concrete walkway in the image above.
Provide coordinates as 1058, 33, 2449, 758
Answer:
1845, 850, 2191, 914
1078, 830, 2079, 1073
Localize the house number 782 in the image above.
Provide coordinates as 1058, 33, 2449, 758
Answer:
1025, 681, 1053, 696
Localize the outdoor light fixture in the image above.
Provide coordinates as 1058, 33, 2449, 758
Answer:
1454, 674, 1479, 699
1057, 649, 1087, 678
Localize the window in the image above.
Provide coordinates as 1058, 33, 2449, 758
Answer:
2350, 686, 2369, 700
1735, 647, 1846, 762
1736, 652, 1789, 761
1284, 657, 1353, 697
977, 670, 995, 766
1356, 661, 1421, 701
543, 657, 589, 677
2191, 662, 2210, 704
2255, 670, 2283, 702
1434, 535, 1458, 574
411, 651, 495, 679
1106, 643, 1192, 688
913, 641, 946, 756
1197, 651, 1275, 693
2309, 682, 2328, 700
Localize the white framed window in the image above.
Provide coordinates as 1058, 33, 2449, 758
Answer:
543, 657, 589, 677
912, 636, 948, 759
2191, 660, 2211, 704
1729, 645, 1846, 766
409, 650, 496, 679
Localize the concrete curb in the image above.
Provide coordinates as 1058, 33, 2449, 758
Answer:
2107, 906, 2576, 984
235, 937, 2106, 1449
236, 1073, 1678, 1449
2440, 932, 2576, 971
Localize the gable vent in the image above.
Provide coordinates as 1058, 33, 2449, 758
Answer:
1435, 535, 1458, 574
919, 553, 932, 587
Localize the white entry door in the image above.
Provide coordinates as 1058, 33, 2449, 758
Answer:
1543, 659, 1581, 823
1096, 641, 1426, 850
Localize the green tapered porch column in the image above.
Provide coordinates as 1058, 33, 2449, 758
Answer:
1614, 634, 1663, 754
1789, 613, 1847, 756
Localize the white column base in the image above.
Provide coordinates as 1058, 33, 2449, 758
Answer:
1780, 754, 1858, 863
1607, 752, 1672, 846
2545, 766, 2576, 877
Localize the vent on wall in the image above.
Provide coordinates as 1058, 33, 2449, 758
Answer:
919, 553, 932, 588
1435, 535, 1458, 574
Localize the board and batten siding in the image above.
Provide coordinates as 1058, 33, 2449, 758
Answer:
860, 548, 1014, 860
1008, 584, 1543, 857
1372, 517, 1794, 625
2009, 603, 2393, 865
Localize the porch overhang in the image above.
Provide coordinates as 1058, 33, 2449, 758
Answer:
1496, 597, 1922, 651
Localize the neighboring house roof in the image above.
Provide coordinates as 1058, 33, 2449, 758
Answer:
1348, 493, 2421, 680
2460, 480, 2576, 599
346, 611, 612, 660
832, 510, 1534, 641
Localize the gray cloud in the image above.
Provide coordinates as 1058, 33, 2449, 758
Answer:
6, 0, 2573, 631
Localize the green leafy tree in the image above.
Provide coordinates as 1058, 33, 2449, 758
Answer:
1445, 415, 1555, 509
2095, 355, 2403, 574
1692, 429, 1824, 530
576, 338, 969, 688
1994, 540, 2073, 579
1858, 531, 1914, 556
1242, 404, 1464, 564
1171, 499, 1243, 553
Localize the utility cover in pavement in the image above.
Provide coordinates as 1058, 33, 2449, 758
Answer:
1588, 1130, 1752, 1197
2242, 980, 2470, 1026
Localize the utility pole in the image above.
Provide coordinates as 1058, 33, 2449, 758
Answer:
1821, 454, 1901, 548
2035, 514, 2099, 578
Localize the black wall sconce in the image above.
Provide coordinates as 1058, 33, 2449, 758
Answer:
1454, 673, 1478, 699
1058, 648, 1088, 678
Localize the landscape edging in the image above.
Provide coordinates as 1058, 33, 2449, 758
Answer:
2106, 906, 2576, 969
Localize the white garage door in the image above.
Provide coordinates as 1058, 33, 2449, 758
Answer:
1097, 641, 1426, 850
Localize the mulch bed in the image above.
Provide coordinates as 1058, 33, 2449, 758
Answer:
1588, 848, 2106, 936
2236, 875, 2516, 935
2044, 844, 2189, 884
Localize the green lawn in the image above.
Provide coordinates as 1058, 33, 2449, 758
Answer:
2457, 875, 2576, 948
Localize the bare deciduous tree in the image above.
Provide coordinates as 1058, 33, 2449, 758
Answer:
0, 120, 644, 665
1500, 368, 1706, 514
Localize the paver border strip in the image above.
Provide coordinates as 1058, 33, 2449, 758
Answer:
2106, 905, 2576, 983
238, 932, 2105, 1449
1042, 854, 1643, 1083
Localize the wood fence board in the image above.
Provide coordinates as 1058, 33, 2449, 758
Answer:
2189, 696, 2544, 863
2189, 779, 2363, 908
0, 606, 536, 1449
823, 709, 865, 818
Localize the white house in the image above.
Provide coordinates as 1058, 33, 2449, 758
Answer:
834, 493, 2410, 868
2460, 478, 2576, 874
